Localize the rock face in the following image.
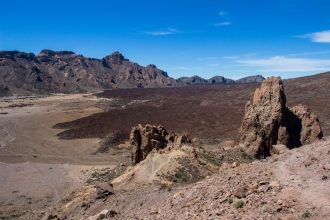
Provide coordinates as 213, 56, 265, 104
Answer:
238, 77, 323, 158
130, 124, 190, 164
0, 50, 177, 95
289, 104, 323, 145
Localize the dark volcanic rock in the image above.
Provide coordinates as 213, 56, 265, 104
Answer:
0, 85, 11, 96
236, 75, 265, 84
0, 50, 177, 95
237, 77, 323, 158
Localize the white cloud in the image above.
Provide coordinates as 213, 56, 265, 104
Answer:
214, 22, 232, 27
223, 56, 238, 60
169, 66, 201, 71
238, 56, 330, 72
218, 10, 227, 16
300, 30, 330, 43
144, 28, 179, 36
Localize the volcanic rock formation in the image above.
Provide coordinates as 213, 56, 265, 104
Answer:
238, 77, 322, 158
130, 124, 190, 164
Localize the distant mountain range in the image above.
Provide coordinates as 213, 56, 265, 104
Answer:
0, 50, 264, 96
176, 75, 264, 85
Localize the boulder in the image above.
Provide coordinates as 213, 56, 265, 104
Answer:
238, 77, 322, 158
95, 182, 114, 200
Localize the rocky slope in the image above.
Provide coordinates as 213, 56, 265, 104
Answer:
0, 50, 176, 95
36, 137, 330, 220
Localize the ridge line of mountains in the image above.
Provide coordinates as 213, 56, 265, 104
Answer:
0, 49, 264, 96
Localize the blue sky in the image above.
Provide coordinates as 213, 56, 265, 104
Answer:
1, 0, 330, 79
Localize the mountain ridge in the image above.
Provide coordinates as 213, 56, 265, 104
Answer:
0, 49, 265, 96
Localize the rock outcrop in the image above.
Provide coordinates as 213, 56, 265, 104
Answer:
130, 124, 190, 164
238, 77, 322, 158
289, 104, 323, 145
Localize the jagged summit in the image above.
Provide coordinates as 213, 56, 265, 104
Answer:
102, 51, 127, 65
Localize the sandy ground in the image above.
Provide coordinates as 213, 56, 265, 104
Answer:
0, 94, 128, 219
0, 93, 109, 164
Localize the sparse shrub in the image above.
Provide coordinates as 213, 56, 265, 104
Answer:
261, 205, 269, 213
227, 197, 233, 204
94, 132, 126, 154
234, 200, 244, 209
301, 210, 311, 218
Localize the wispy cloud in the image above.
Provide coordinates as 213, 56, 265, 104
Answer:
237, 56, 330, 72
168, 66, 201, 71
144, 28, 180, 36
218, 10, 228, 16
223, 56, 238, 60
223, 53, 259, 60
299, 30, 330, 43
214, 22, 232, 27
287, 50, 330, 57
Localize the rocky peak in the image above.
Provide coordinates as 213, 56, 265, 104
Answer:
238, 77, 323, 158
236, 75, 265, 84
102, 52, 126, 66
146, 64, 157, 69
251, 76, 286, 106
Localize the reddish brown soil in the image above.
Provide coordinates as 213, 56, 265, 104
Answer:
55, 72, 330, 142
